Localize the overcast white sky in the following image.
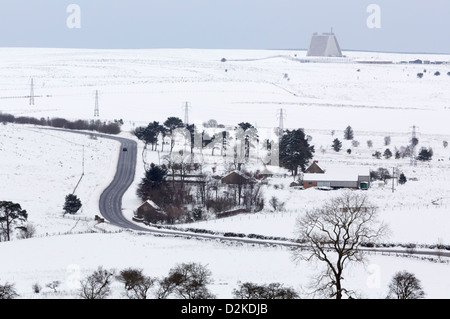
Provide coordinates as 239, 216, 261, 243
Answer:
1, 0, 449, 53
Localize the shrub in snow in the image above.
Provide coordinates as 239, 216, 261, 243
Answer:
399, 173, 407, 185
32, 283, 41, 294
383, 148, 392, 159
233, 282, 299, 299
417, 147, 433, 161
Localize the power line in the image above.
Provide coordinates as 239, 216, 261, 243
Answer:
277, 108, 286, 137
183, 101, 191, 125
94, 90, 100, 117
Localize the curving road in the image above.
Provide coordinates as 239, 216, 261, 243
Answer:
38, 127, 450, 259
38, 127, 149, 231
97, 135, 150, 232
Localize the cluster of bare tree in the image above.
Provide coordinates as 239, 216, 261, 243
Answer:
1, 262, 300, 299
133, 118, 269, 224
136, 164, 264, 224
0, 266, 425, 299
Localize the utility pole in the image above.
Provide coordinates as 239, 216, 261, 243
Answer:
29, 78, 35, 105
94, 90, 100, 117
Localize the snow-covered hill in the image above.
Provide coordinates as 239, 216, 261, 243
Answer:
1, 48, 450, 299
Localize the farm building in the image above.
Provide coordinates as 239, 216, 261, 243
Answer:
305, 161, 325, 174
307, 32, 343, 57
134, 200, 167, 224
221, 170, 257, 185
302, 165, 370, 190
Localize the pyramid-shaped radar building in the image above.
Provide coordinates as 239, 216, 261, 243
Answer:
307, 32, 343, 57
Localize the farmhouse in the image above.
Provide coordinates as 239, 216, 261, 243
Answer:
305, 161, 325, 174
221, 170, 257, 185
302, 163, 370, 190
134, 200, 167, 223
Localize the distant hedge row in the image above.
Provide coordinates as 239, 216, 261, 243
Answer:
0, 112, 121, 135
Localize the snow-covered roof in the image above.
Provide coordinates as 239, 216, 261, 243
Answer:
145, 200, 161, 210
303, 167, 369, 182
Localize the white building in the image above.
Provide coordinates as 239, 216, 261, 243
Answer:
307, 32, 343, 57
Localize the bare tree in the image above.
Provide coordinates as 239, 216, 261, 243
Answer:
46, 280, 60, 293
387, 271, 425, 299
0, 282, 19, 299
292, 192, 388, 299
268, 196, 285, 212
158, 262, 215, 299
79, 266, 115, 299
18, 223, 37, 239
116, 268, 156, 299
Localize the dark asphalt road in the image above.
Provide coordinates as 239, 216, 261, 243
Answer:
97, 135, 150, 231
36, 127, 450, 260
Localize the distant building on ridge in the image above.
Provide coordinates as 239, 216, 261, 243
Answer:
307, 32, 343, 57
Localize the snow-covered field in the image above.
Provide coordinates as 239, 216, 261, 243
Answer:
1, 48, 450, 299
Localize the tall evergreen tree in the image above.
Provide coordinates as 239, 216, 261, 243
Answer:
344, 126, 354, 140
332, 138, 342, 152
136, 163, 168, 202
163, 117, 184, 153
134, 121, 162, 168
279, 129, 314, 177
0, 201, 28, 241
63, 194, 82, 215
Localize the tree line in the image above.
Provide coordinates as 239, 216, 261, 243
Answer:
0, 262, 425, 299
0, 111, 122, 135
1, 262, 299, 299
